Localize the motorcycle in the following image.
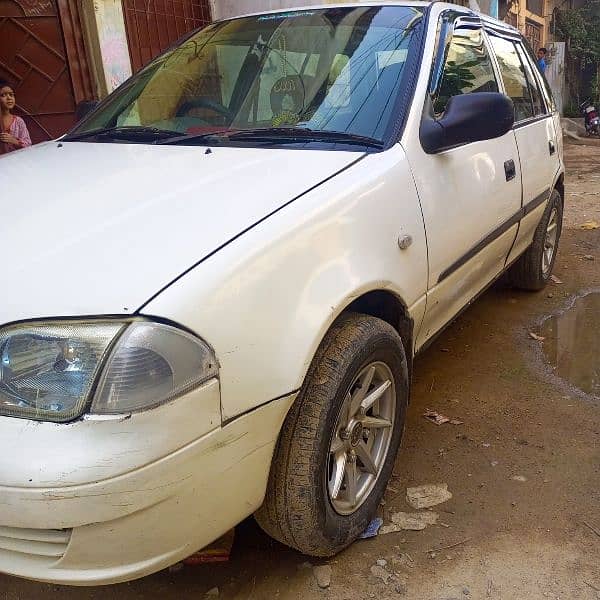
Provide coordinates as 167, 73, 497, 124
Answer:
580, 99, 600, 136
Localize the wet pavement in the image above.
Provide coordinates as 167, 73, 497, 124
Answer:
2, 142, 599, 600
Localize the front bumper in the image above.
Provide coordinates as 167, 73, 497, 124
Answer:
0, 388, 295, 585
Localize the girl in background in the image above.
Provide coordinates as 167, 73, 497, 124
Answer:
1, 79, 32, 154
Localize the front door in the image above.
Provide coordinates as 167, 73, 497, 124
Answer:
404, 15, 523, 350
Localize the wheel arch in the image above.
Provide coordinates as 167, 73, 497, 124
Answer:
342, 289, 414, 375
290, 288, 415, 404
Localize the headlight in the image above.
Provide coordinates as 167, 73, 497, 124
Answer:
0, 320, 218, 422
0, 322, 122, 422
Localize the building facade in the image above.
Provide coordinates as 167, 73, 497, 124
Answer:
501, 0, 547, 51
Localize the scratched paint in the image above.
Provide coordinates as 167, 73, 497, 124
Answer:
15, 0, 54, 16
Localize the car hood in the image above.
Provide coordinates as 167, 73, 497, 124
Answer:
1, 142, 362, 324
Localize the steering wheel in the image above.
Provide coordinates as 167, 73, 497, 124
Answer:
176, 98, 234, 120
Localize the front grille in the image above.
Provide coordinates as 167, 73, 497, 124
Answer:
0, 526, 71, 559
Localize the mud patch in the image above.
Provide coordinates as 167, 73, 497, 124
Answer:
539, 290, 600, 398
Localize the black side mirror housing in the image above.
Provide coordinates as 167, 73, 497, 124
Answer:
420, 92, 515, 154
75, 100, 99, 122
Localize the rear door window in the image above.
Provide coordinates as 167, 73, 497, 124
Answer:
489, 36, 533, 122
515, 42, 545, 116
521, 41, 556, 111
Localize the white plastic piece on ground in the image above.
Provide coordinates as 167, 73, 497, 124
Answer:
406, 483, 452, 509
313, 565, 332, 589
380, 511, 439, 532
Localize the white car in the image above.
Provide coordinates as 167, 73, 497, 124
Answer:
0, 1, 563, 585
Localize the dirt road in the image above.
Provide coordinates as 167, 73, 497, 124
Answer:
2, 143, 599, 600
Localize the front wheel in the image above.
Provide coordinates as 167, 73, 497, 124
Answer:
509, 189, 563, 291
255, 313, 408, 557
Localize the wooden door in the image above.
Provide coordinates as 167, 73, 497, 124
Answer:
123, 0, 211, 72
0, 0, 93, 143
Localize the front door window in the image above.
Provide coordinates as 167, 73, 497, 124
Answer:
433, 26, 499, 115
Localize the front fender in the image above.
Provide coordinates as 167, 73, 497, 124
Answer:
142, 145, 428, 421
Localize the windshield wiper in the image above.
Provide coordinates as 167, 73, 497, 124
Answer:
225, 128, 385, 148
159, 131, 228, 145
159, 127, 384, 149
63, 126, 182, 142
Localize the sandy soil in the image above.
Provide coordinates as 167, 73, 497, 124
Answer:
1, 142, 599, 600
563, 143, 600, 229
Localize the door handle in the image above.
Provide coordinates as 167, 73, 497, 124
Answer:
549, 140, 556, 155
504, 159, 516, 181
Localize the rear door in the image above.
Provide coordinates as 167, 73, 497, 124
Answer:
487, 32, 561, 263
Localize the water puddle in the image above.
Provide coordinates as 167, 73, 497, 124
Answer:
539, 292, 600, 397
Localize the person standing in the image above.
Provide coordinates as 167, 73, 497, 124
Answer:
0, 79, 32, 154
537, 47, 548, 72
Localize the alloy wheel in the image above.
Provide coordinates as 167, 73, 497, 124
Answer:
542, 207, 559, 276
327, 361, 396, 515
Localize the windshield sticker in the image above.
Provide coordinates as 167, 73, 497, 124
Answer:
270, 35, 304, 126
258, 11, 315, 21
272, 111, 300, 127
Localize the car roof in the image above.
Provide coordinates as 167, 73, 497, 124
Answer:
216, 1, 429, 20
214, 1, 521, 35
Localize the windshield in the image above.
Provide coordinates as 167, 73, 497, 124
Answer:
68, 6, 423, 146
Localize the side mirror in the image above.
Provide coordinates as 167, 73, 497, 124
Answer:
420, 92, 515, 154
75, 100, 99, 121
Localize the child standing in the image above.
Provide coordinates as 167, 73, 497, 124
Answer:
537, 48, 548, 72
0, 79, 32, 154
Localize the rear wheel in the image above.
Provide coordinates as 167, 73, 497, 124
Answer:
509, 189, 563, 291
255, 313, 408, 556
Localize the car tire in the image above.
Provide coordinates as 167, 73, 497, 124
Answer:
255, 312, 408, 557
509, 189, 563, 291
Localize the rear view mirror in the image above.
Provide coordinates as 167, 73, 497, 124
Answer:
420, 92, 515, 154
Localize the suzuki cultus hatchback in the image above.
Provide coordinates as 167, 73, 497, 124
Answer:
0, 2, 563, 585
